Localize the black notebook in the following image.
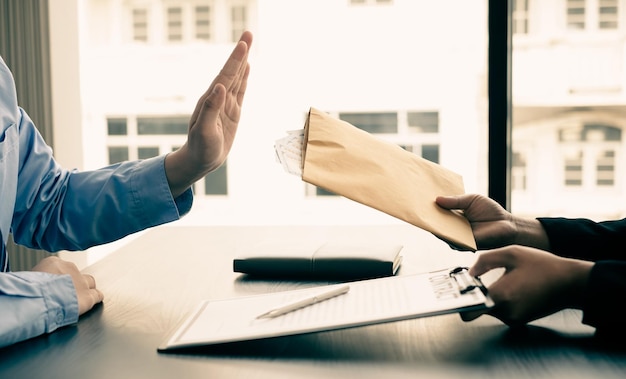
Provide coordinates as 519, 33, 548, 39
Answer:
233, 241, 403, 280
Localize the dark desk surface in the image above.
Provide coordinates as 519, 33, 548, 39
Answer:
1, 224, 625, 379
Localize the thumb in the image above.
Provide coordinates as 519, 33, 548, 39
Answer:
435, 194, 475, 211
460, 309, 488, 322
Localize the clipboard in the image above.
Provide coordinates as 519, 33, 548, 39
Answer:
158, 267, 493, 352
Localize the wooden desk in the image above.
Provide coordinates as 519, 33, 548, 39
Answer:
1, 225, 625, 379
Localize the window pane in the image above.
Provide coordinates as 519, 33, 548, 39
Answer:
137, 117, 188, 135
316, 187, 336, 196
138, 146, 159, 159
566, 0, 586, 30
596, 150, 615, 186
512, 0, 529, 34
421, 144, 439, 164
513, 1, 625, 218
563, 150, 583, 186
512, 152, 527, 191
107, 118, 127, 135
132, 8, 148, 42
339, 112, 397, 134
167, 7, 183, 41
108, 147, 129, 164
204, 160, 228, 195
599, 0, 618, 29
231, 6, 247, 42
407, 111, 439, 133
77, 1, 487, 226
195, 6, 211, 40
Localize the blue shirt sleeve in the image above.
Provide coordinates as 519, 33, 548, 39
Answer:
0, 54, 194, 348
10, 114, 193, 251
0, 271, 78, 348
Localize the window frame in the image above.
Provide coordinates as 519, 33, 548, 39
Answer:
488, 0, 512, 210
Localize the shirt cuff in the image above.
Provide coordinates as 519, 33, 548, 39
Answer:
10, 271, 79, 332
40, 273, 79, 331
130, 155, 193, 227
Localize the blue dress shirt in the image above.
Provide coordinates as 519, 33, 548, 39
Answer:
0, 56, 192, 348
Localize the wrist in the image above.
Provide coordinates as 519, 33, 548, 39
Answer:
164, 147, 200, 198
513, 217, 551, 251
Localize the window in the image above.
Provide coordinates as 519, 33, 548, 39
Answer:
599, 0, 618, 29
106, 115, 228, 195
559, 124, 621, 188
421, 144, 439, 164
76, 1, 488, 222
511, 152, 527, 191
563, 148, 584, 186
108, 146, 129, 164
512, 0, 529, 34
408, 111, 439, 133
132, 8, 148, 42
339, 112, 397, 134
195, 5, 211, 40
567, 0, 586, 30
167, 7, 183, 41
107, 118, 127, 135
138, 147, 160, 159
231, 5, 247, 43
513, 0, 626, 218
565, 0, 619, 31
126, 1, 250, 44
137, 117, 188, 135
596, 150, 615, 186
204, 161, 228, 195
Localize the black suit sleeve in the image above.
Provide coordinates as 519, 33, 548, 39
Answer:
582, 261, 626, 334
537, 217, 626, 336
537, 217, 626, 261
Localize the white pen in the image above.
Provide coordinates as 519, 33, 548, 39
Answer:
256, 285, 350, 319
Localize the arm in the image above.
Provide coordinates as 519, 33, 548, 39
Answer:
539, 217, 626, 261
13, 146, 191, 251
465, 246, 593, 326
0, 271, 75, 348
467, 247, 626, 336
0, 257, 101, 348
11, 31, 252, 252
583, 261, 626, 334
1, 32, 252, 348
438, 194, 626, 335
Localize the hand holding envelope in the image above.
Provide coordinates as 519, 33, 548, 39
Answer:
275, 107, 477, 251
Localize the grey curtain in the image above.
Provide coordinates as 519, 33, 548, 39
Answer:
0, 0, 54, 269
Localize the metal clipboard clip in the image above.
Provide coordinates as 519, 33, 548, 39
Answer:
449, 267, 488, 295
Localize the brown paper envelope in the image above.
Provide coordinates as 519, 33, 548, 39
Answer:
302, 107, 477, 251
